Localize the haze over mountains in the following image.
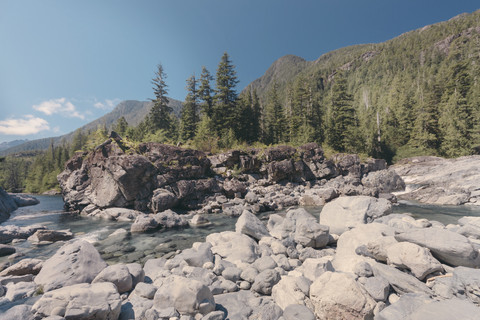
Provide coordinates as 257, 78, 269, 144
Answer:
3, 9, 480, 157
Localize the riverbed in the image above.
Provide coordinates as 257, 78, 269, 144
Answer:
2, 195, 480, 266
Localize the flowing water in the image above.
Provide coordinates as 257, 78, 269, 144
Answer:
2, 194, 480, 266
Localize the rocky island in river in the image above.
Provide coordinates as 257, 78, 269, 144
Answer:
1, 140, 480, 319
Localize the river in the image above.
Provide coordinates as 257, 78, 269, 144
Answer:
2, 195, 480, 266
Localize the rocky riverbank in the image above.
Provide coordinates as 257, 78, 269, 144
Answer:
393, 155, 480, 206
2, 195, 480, 319
0, 188, 39, 224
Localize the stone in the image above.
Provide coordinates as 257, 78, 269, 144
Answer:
245, 192, 259, 204
354, 261, 373, 277
386, 241, 443, 280
132, 282, 157, 299
235, 210, 270, 241
222, 267, 242, 282
363, 276, 390, 301
154, 209, 188, 228
27, 229, 73, 243
282, 304, 315, 320
251, 269, 281, 295
206, 231, 260, 264
179, 242, 214, 268
0, 187, 18, 223
190, 214, 211, 226
143, 258, 167, 281
271, 275, 311, 310
153, 276, 215, 315
297, 257, 334, 282
5, 281, 37, 301
309, 271, 376, 319
92, 264, 133, 293
149, 188, 178, 213
34, 240, 107, 292
130, 214, 159, 233
32, 282, 122, 319
2, 304, 34, 320
371, 262, 432, 295
320, 196, 392, 235
0, 244, 16, 257
395, 228, 480, 268
451, 266, 480, 304
202, 310, 226, 320
361, 169, 405, 193
240, 266, 259, 283
126, 263, 145, 287
252, 256, 278, 272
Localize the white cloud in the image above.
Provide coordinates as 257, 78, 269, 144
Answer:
33, 98, 85, 119
94, 98, 121, 110
0, 115, 50, 135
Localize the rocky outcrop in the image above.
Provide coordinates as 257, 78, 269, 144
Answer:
393, 156, 480, 205
0, 188, 17, 223
58, 140, 401, 215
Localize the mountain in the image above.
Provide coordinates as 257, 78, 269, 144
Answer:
0, 98, 182, 156
0, 139, 29, 151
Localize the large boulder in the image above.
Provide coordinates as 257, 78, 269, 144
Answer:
395, 228, 480, 268
92, 264, 133, 293
34, 240, 107, 292
271, 275, 311, 310
149, 188, 178, 213
153, 275, 215, 316
206, 231, 260, 264
320, 196, 392, 235
27, 229, 73, 244
309, 271, 376, 319
371, 262, 432, 295
361, 169, 405, 193
451, 266, 480, 304
235, 210, 270, 241
32, 282, 122, 319
0, 258, 43, 276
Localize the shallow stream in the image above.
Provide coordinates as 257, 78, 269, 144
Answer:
2, 194, 480, 266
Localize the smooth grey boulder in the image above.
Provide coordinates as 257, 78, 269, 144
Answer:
0, 258, 43, 277
386, 241, 443, 280
309, 271, 376, 320
202, 310, 226, 320
5, 281, 37, 301
130, 214, 159, 233
92, 264, 133, 293
34, 240, 107, 292
27, 229, 73, 243
363, 276, 390, 301
361, 169, 405, 193
32, 282, 122, 319
179, 242, 214, 267
376, 293, 480, 320
2, 304, 34, 320
154, 209, 188, 228
120, 294, 154, 320
222, 266, 242, 282
252, 256, 278, 273
235, 210, 270, 241
395, 228, 480, 268
320, 196, 392, 235
9, 194, 39, 207
214, 289, 279, 320
371, 262, 432, 295
132, 282, 157, 299
297, 257, 334, 282
0, 225, 44, 244
354, 261, 373, 277
143, 258, 167, 282
283, 304, 315, 320
153, 275, 215, 315
272, 275, 311, 310
451, 266, 480, 304
126, 262, 145, 287
87, 207, 143, 222
206, 231, 260, 264
251, 269, 281, 295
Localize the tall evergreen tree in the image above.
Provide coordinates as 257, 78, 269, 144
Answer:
198, 66, 214, 118
213, 52, 239, 137
148, 64, 172, 133
180, 75, 199, 141
114, 116, 129, 136
264, 81, 285, 144
326, 72, 355, 152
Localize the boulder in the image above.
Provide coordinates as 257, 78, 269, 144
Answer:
320, 196, 392, 235
362, 276, 390, 302
386, 242, 443, 280
9, 193, 39, 207
283, 304, 315, 320
149, 188, 178, 213
395, 228, 480, 268
92, 264, 133, 293
153, 275, 215, 315
126, 263, 145, 287
0, 187, 17, 223
297, 257, 334, 282
251, 269, 281, 295
361, 169, 405, 193
1, 305, 34, 320
0, 244, 16, 257
235, 210, 270, 241
5, 281, 38, 301
371, 262, 432, 295
34, 240, 107, 292
309, 271, 376, 319
132, 282, 157, 299
223, 179, 247, 198
130, 214, 159, 233
206, 231, 260, 264
451, 266, 480, 304
27, 229, 73, 243
271, 275, 311, 310
32, 282, 122, 319
0, 225, 44, 244
179, 242, 214, 268
0, 258, 43, 276
154, 209, 188, 228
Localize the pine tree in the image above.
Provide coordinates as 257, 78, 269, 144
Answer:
180, 75, 199, 141
114, 116, 129, 136
148, 64, 172, 134
326, 72, 355, 152
198, 66, 214, 118
264, 81, 285, 144
213, 52, 239, 137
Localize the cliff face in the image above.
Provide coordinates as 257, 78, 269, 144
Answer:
58, 140, 398, 213
0, 188, 18, 223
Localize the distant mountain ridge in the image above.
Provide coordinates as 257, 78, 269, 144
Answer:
0, 139, 29, 151
0, 98, 182, 156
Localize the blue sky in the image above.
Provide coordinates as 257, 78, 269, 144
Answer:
0, 0, 479, 144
